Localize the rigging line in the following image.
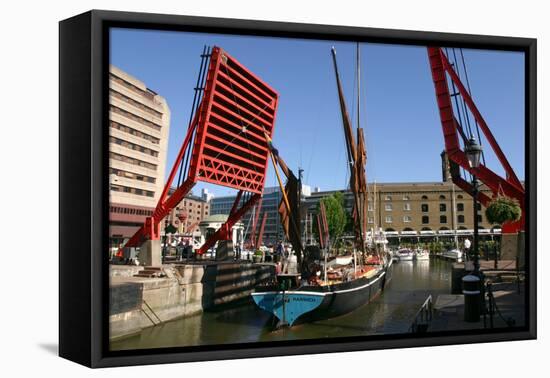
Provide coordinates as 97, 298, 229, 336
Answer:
452, 48, 474, 140
445, 48, 468, 139
445, 48, 472, 183
459, 49, 486, 166
184, 46, 212, 180
177, 45, 209, 187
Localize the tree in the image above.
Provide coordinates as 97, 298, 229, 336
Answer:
316, 192, 347, 243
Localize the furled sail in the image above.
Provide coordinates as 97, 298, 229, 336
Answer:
331, 46, 368, 253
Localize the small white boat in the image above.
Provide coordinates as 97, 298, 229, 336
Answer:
414, 249, 430, 261
442, 249, 463, 262
396, 248, 414, 261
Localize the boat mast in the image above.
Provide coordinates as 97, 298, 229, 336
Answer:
357, 42, 361, 134
330, 46, 367, 256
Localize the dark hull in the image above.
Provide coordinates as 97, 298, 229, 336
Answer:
300, 263, 390, 323
252, 260, 393, 327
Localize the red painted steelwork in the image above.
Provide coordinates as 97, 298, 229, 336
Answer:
198, 192, 261, 254
187, 46, 278, 194
427, 47, 525, 233
124, 46, 277, 250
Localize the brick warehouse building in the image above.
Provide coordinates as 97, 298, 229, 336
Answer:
164, 190, 211, 235
304, 181, 497, 240
210, 151, 504, 246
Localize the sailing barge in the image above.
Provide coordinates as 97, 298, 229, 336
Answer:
251, 45, 393, 327
252, 259, 392, 327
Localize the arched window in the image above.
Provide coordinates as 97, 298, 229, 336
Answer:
439, 194, 446, 200
403, 227, 414, 232
457, 194, 463, 199
421, 195, 428, 200
421, 227, 432, 231
439, 226, 450, 231
385, 195, 392, 201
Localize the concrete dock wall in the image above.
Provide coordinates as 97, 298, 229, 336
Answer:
109, 262, 275, 341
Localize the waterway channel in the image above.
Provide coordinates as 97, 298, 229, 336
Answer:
111, 258, 453, 351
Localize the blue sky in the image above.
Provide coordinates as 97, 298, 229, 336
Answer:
110, 28, 525, 197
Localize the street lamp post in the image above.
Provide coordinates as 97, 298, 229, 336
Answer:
462, 137, 484, 322
465, 137, 483, 275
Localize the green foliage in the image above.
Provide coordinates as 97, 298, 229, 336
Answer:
316, 192, 347, 242
485, 196, 521, 225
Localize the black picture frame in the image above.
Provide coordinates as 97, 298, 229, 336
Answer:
59, 9, 537, 368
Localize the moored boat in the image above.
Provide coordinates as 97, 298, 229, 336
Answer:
442, 248, 463, 262
414, 249, 430, 261
252, 259, 393, 327
251, 44, 393, 328
396, 248, 414, 261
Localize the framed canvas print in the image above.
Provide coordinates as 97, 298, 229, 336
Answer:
59, 10, 536, 368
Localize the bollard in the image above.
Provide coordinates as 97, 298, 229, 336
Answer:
462, 274, 481, 322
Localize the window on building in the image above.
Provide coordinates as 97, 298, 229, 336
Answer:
368, 217, 374, 224
457, 203, 464, 212
457, 194, 463, 199
422, 216, 429, 224
476, 203, 482, 211
422, 195, 428, 200
440, 203, 447, 212
385, 195, 392, 201
403, 195, 410, 201
403, 215, 412, 223
368, 204, 374, 211
385, 216, 393, 223
440, 215, 447, 224
477, 214, 483, 222
403, 203, 411, 211
421, 204, 429, 212
439, 195, 446, 200
385, 204, 393, 211
458, 215, 465, 223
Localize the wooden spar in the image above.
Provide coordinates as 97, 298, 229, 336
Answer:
255, 212, 268, 250
262, 128, 304, 259
331, 47, 367, 253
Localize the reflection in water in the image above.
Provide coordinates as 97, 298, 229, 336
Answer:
111, 259, 452, 351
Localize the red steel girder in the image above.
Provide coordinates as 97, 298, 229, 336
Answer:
187, 46, 278, 195
427, 47, 525, 232
198, 192, 261, 254
124, 46, 278, 249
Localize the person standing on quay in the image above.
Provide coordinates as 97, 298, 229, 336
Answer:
464, 238, 471, 261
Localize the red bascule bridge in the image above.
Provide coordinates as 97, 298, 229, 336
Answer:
121, 45, 525, 266
122, 46, 279, 265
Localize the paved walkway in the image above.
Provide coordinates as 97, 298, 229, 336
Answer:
429, 282, 525, 332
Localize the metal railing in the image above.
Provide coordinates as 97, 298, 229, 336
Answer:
409, 295, 434, 333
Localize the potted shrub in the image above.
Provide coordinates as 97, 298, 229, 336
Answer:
485, 196, 522, 226
253, 249, 263, 263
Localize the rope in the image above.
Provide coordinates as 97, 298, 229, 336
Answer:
177, 46, 210, 187
458, 49, 486, 166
